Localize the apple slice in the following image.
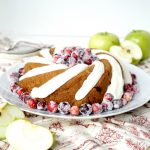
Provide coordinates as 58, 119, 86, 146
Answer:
110, 40, 142, 64
0, 102, 7, 112
0, 109, 14, 127
0, 126, 7, 140
0, 104, 25, 140
6, 120, 54, 150
4, 105, 25, 120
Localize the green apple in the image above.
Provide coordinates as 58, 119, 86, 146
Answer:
6, 120, 54, 150
88, 32, 120, 51
110, 40, 142, 65
125, 30, 150, 60
0, 104, 25, 140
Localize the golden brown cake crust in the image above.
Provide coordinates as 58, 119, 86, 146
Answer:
18, 59, 112, 107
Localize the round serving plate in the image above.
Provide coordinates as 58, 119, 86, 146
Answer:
0, 63, 150, 119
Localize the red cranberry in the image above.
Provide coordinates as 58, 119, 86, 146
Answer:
47, 101, 58, 113
65, 49, 72, 55
84, 59, 92, 65
70, 106, 80, 116
53, 55, 60, 63
92, 103, 102, 113
27, 99, 37, 109
16, 89, 24, 96
71, 52, 78, 59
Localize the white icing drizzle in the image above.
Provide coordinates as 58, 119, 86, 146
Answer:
75, 61, 104, 100
40, 48, 53, 60
19, 64, 68, 81
24, 56, 52, 64
91, 49, 132, 84
31, 64, 88, 98
97, 54, 124, 99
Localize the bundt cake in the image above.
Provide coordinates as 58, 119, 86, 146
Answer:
10, 47, 137, 116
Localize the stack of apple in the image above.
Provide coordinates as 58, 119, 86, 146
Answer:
0, 102, 54, 150
89, 30, 150, 64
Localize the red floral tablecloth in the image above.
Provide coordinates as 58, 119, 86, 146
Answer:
0, 58, 150, 150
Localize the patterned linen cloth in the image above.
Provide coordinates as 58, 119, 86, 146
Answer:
0, 57, 150, 150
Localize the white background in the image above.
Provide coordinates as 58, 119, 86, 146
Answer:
0, 0, 150, 45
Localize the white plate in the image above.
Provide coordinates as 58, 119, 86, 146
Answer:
0, 63, 150, 119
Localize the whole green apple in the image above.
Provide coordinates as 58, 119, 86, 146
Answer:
88, 32, 120, 51
125, 30, 150, 60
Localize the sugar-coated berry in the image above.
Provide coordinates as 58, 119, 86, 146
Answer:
37, 101, 47, 110
80, 103, 92, 116
102, 100, 113, 111
10, 72, 19, 82
102, 103, 108, 112
104, 93, 114, 101
122, 92, 133, 102
27, 99, 37, 109
18, 68, 24, 76
10, 83, 19, 93
19, 92, 31, 104
52, 47, 97, 67
124, 84, 133, 92
92, 103, 102, 113
58, 102, 71, 115
47, 101, 58, 113
113, 99, 122, 109
70, 106, 80, 116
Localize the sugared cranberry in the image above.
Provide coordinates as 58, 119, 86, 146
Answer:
19, 92, 31, 103
104, 93, 114, 101
58, 102, 70, 115
37, 101, 47, 110
27, 99, 37, 109
10, 72, 19, 82
124, 84, 133, 92
80, 103, 92, 115
85, 48, 91, 54
10, 83, 19, 93
92, 103, 102, 113
102, 103, 108, 111
102, 100, 113, 111
113, 99, 122, 109
70, 106, 80, 116
47, 101, 58, 113
64, 54, 70, 61
18, 68, 24, 76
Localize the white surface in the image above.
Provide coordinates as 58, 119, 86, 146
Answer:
0, 0, 150, 38
0, 62, 150, 119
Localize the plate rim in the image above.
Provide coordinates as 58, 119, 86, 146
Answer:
0, 62, 150, 119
